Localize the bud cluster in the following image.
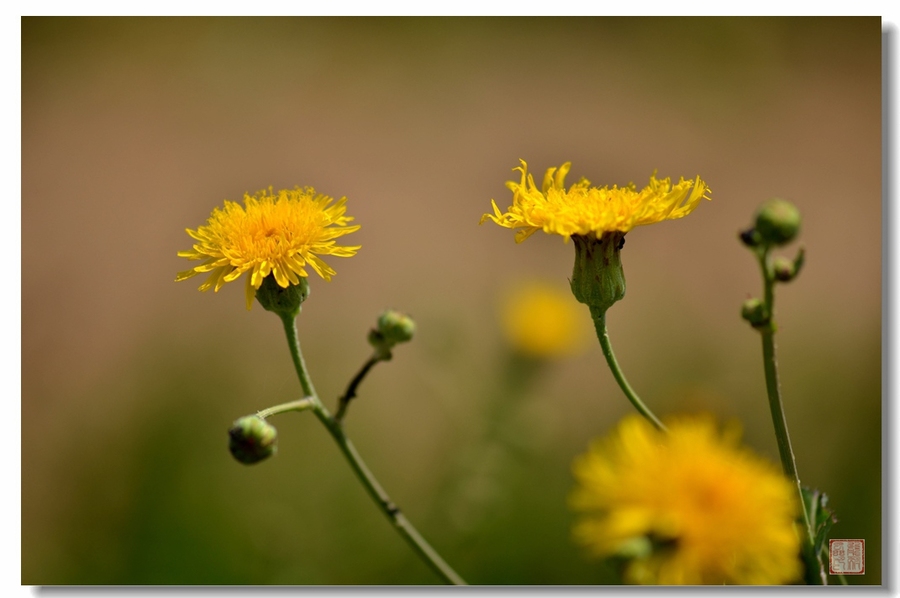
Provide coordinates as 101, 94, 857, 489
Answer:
739, 198, 804, 286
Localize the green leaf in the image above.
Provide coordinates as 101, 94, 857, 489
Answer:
802, 486, 838, 555
800, 486, 838, 584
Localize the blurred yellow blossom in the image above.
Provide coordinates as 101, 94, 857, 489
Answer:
481, 160, 710, 243
501, 282, 587, 358
570, 415, 802, 585
176, 186, 360, 310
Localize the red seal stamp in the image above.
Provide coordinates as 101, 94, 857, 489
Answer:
829, 539, 865, 575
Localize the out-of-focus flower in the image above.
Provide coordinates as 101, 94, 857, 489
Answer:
500, 281, 587, 358
570, 414, 802, 585
177, 186, 360, 310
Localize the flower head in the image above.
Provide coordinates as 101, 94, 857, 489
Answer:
570, 415, 802, 585
481, 160, 710, 243
176, 186, 360, 310
501, 281, 587, 358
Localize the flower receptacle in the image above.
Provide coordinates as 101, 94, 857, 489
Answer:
570, 232, 626, 317
255, 275, 310, 317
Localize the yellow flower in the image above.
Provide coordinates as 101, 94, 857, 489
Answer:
500, 281, 587, 358
176, 186, 360, 310
481, 160, 711, 243
570, 415, 802, 585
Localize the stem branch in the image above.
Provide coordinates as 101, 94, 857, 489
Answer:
277, 313, 466, 585
256, 397, 314, 419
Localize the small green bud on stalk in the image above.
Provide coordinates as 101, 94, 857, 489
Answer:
368, 310, 416, 358
755, 198, 801, 246
772, 257, 795, 282
741, 298, 769, 328
229, 416, 277, 465
255, 275, 310, 317
377, 310, 416, 344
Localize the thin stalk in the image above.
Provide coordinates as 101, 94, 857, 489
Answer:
591, 308, 667, 433
256, 397, 314, 419
755, 251, 824, 584
277, 313, 467, 586
310, 399, 466, 585
335, 353, 383, 423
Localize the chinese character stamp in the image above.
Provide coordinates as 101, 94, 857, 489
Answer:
829, 539, 865, 575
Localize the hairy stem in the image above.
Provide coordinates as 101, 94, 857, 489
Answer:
590, 308, 667, 433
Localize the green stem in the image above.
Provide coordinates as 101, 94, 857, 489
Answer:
277, 313, 467, 586
281, 313, 317, 398
590, 308, 667, 433
256, 397, 314, 419
755, 250, 824, 584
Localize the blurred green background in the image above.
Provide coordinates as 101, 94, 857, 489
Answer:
22, 17, 881, 585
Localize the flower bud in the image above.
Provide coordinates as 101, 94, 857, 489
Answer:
229, 416, 277, 465
741, 298, 768, 328
376, 310, 416, 344
569, 231, 626, 317
772, 256, 795, 282
255, 275, 310, 317
755, 198, 801, 246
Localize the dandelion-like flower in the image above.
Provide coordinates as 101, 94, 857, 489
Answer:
176, 186, 361, 310
482, 161, 711, 316
570, 415, 802, 585
481, 160, 710, 243
501, 282, 587, 358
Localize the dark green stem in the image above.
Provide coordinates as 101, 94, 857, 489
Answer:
277, 313, 467, 586
335, 354, 383, 423
591, 308, 667, 433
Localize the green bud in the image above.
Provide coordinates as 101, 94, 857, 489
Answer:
773, 246, 805, 283
229, 416, 277, 465
755, 198, 801, 246
255, 275, 310, 317
772, 257, 795, 282
569, 232, 626, 317
375, 310, 416, 345
740, 298, 768, 328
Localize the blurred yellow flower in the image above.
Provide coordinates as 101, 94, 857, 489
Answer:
501, 282, 587, 358
481, 160, 710, 243
176, 186, 360, 310
570, 415, 802, 585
